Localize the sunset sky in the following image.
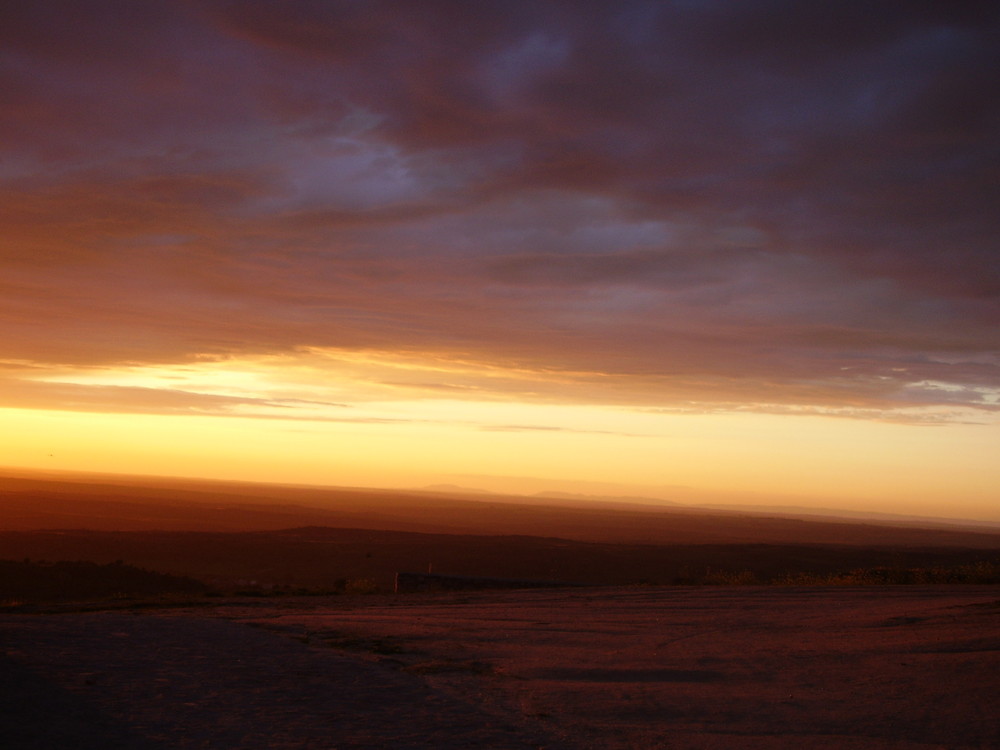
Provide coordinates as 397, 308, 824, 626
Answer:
2, 2, 998, 520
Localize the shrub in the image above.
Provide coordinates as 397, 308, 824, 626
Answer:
344, 577, 379, 594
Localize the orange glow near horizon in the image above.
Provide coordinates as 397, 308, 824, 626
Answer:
2, 363, 998, 522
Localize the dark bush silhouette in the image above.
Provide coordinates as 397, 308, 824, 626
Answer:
0, 559, 207, 604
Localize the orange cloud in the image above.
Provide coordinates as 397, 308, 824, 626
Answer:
0, 0, 997, 425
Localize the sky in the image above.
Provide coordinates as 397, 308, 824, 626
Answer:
1, 1, 999, 520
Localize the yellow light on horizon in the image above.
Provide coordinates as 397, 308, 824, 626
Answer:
2, 345, 998, 522
2, 398, 998, 522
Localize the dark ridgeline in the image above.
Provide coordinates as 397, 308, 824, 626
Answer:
394, 571, 584, 593
0, 559, 207, 604
2, 526, 999, 594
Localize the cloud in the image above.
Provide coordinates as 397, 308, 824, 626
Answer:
0, 377, 300, 417
0, 1, 998, 421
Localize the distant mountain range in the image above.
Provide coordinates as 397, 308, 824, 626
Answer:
2, 469, 998, 597
3, 469, 1000, 547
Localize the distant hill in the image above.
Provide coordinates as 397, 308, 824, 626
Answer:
418, 484, 494, 495
3, 470, 1000, 549
533, 491, 682, 507
2, 527, 997, 594
2, 471, 999, 595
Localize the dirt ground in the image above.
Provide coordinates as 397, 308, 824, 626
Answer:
2, 586, 998, 749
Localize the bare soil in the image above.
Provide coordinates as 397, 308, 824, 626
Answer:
3, 586, 998, 749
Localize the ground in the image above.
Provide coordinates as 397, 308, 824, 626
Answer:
2, 586, 999, 749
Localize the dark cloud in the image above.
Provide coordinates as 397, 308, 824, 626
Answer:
487, 249, 745, 288
1, 1, 997, 418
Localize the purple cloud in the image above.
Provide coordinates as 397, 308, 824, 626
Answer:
0, 1, 997, 418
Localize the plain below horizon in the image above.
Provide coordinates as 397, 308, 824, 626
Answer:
2, 465, 999, 536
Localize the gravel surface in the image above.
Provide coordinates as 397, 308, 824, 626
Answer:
3, 587, 999, 749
